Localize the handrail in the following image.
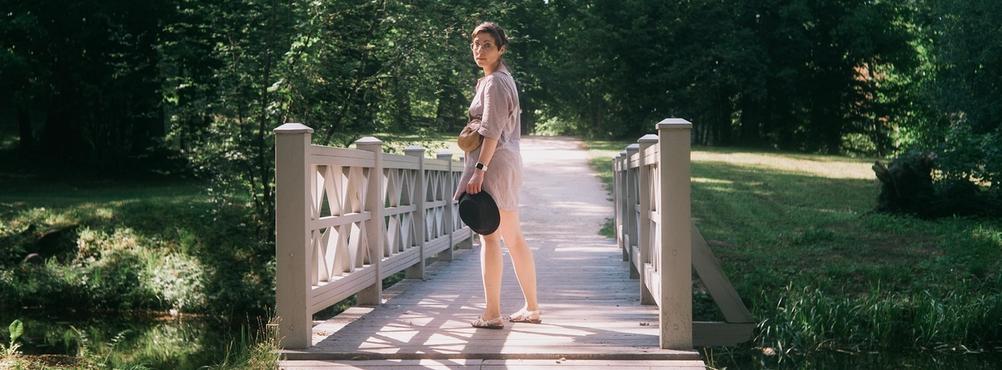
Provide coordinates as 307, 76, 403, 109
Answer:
612, 118, 754, 349
274, 123, 472, 349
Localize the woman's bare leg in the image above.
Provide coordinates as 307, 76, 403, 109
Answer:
479, 232, 503, 320
498, 210, 539, 311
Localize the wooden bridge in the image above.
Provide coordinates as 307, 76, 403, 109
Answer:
273, 119, 753, 369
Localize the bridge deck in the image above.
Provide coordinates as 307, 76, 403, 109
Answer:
279, 137, 703, 369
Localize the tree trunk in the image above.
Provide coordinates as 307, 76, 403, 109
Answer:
739, 95, 762, 146
256, 0, 278, 241
16, 103, 33, 154
520, 95, 534, 134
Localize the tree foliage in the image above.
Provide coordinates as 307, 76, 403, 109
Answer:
912, 0, 1002, 191
2, 0, 999, 241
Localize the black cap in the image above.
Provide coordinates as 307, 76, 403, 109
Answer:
458, 191, 501, 235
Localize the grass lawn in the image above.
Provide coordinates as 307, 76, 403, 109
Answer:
584, 139, 1002, 357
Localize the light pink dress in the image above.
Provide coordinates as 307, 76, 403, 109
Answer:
454, 64, 523, 211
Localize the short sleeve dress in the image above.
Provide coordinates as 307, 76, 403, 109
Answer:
454, 64, 523, 211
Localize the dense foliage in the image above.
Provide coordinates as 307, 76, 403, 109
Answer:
1, 0, 998, 253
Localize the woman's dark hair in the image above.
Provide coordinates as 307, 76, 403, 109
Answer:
471, 22, 509, 50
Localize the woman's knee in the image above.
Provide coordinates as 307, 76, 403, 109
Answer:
480, 232, 502, 246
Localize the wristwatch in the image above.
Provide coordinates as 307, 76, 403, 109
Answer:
475, 162, 488, 172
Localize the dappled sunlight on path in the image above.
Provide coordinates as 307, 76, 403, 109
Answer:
284, 135, 701, 365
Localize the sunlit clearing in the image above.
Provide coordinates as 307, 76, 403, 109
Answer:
693, 150, 876, 180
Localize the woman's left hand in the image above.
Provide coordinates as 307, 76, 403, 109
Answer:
467, 170, 485, 194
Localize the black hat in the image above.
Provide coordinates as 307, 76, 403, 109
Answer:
458, 191, 500, 235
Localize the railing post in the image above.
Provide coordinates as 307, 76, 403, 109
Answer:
613, 153, 626, 261
625, 144, 640, 280
274, 123, 313, 349
356, 137, 384, 305
405, 146, 426, 279
636, 135, 659, 305
618, 151, 629, 263
437, 150, 455, 261
657, 118, 693, 349
455, 154, 474, 249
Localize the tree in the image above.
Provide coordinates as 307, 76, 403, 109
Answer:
1, 0, 172, 170
910, 0, 1002, 191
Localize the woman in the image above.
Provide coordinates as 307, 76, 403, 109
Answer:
454, 22, 540, 329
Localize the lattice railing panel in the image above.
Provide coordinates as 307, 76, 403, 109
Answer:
275, 125, 479, 349
451, 171, 465, 231
424, 170, 451, 242
308, 164, 374, 286
382, 167, 419, 258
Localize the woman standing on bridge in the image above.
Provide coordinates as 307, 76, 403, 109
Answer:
455, 22, 541, 329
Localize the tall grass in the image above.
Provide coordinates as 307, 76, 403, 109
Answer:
758, 284, 1002, 355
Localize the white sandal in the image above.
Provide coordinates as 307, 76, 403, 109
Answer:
471, 315, 504, 329
506, 308, 542, 324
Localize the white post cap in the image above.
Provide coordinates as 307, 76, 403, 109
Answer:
273, 123, 313, 134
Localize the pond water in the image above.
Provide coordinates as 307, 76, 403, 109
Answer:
1, 309, 264, 369
3, 309, 1000, 369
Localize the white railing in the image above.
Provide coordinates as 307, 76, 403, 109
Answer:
274, 123, 473, 349
612, 118, 754, 349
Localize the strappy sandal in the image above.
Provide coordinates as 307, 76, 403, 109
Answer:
506, 309, 542, 324
471, 316, 504, 329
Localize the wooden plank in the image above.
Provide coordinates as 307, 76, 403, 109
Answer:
310, 147, 376, 168
384, 205, 417, 217
279, 359, 482, 369
424, 159, 451, 171
310, 267, 376, 314
484, 359, 705, 369
628, 152, 641, 169
382, 153, 420, 170
643, 263, 661, 307
310, 212, 370, 231
632, 244, 641, 275
278, 359, 706, 369
424, 236, 450, 256
644, 151, 658, 166
451, 228, 472, 245
425, 200, 448, 209
691, 224, 754, 324
642, 144, 658, 160
282, 350, 700, 361
380, 247, 420, 279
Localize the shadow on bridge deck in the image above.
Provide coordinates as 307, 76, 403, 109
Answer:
279, 137, 704, 369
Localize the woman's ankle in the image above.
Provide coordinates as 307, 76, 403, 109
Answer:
482, 312, 502, 320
